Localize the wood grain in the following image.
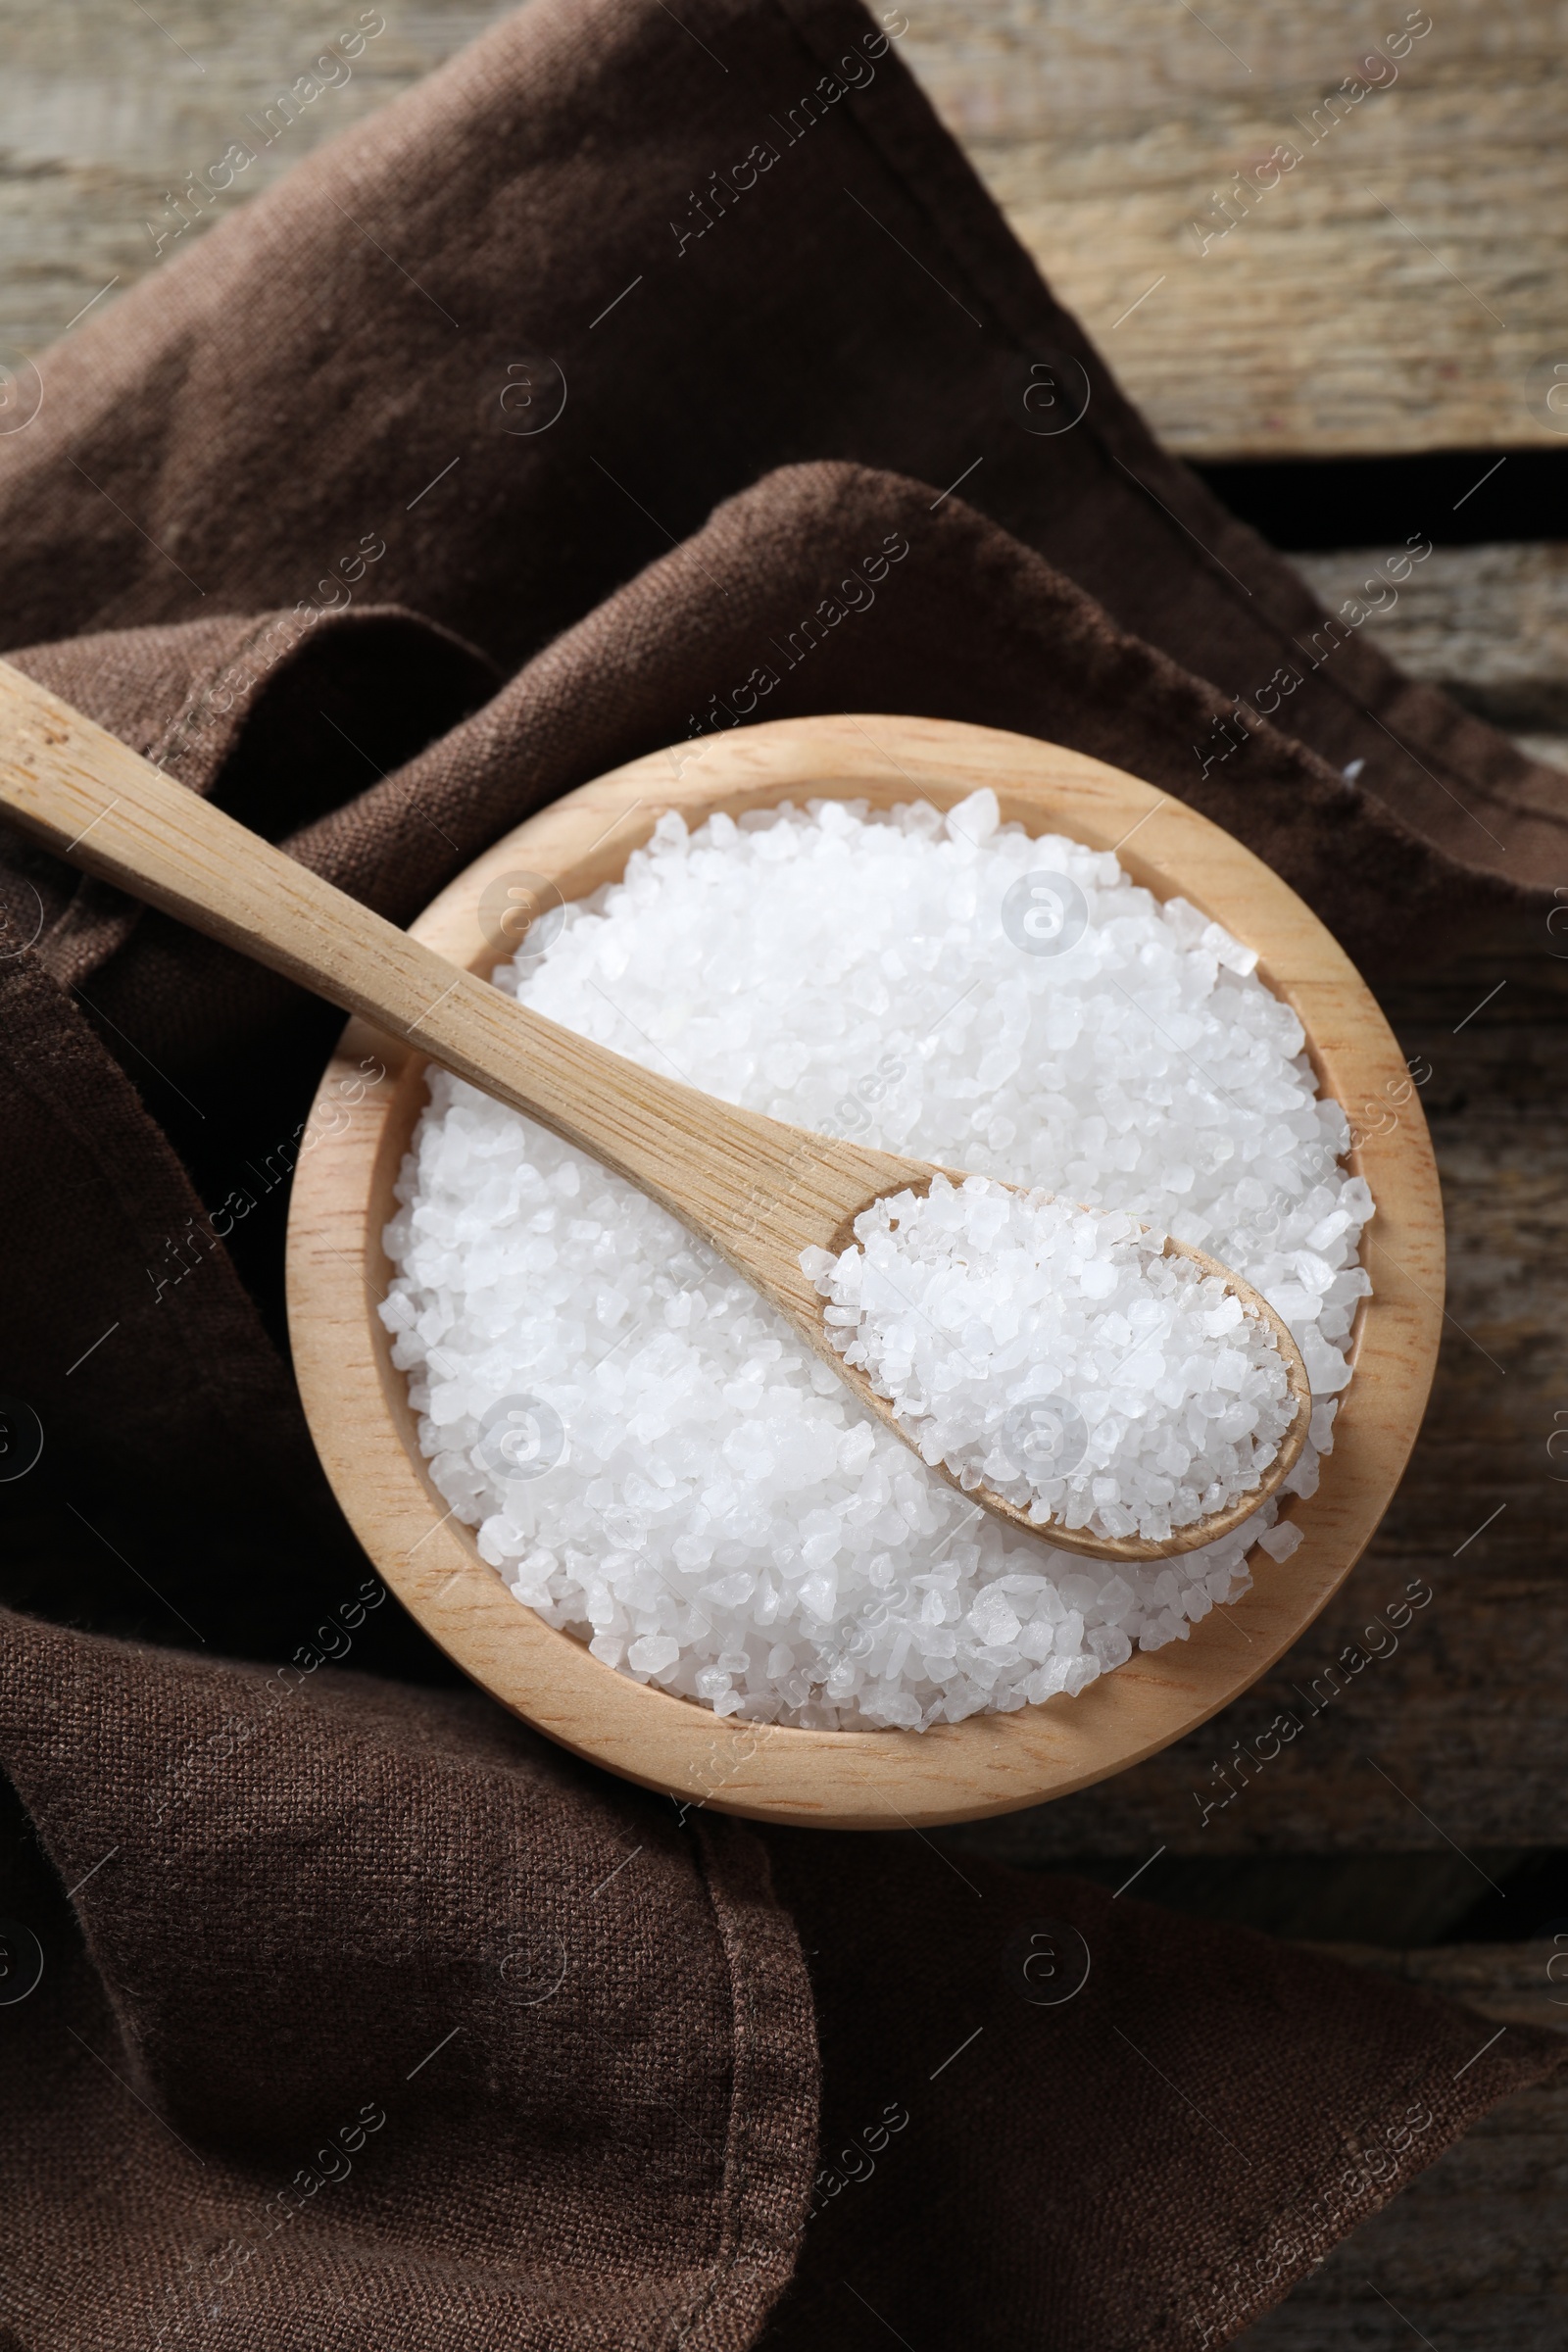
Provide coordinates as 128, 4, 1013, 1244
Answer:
904, 0, 1568, 458
1294, 539, 1568, 749
0, 3, 513, 356
4, 3, 1566, 461
284, 711, 1441, 1829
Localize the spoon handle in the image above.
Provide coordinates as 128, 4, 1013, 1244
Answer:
0, 658, 920, 1305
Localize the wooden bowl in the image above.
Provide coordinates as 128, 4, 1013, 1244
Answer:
286, 715, 1443, 1829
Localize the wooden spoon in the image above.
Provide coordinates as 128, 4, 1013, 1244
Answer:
0, 657, 1310, 1563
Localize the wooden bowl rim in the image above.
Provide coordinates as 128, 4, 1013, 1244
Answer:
284, 713, 1444, 1829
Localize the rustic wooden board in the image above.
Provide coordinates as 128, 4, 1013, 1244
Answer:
1294, 540, 1568, 750
4, 2, 1566, 461
903, 0, 1568, 458
1236, 1943, 1568, 2349
0, 3, 514, 357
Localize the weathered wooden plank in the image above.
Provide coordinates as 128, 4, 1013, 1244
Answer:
1328, 1938, 1568, 2027
4, 4, 1567, 462
0, 3, 513, 356
1235, 1944, 1568, 2349
904, 0, 1568, 458
1293, 542, 1568, 736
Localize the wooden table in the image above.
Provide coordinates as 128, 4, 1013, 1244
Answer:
4, 3, 1564, 2343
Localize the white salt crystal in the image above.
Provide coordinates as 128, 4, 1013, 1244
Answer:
626, 1634, 680, 1676
380, 795, 1372, 1731
808, 1175, 1294, 1544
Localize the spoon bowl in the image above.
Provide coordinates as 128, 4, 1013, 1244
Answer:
817, 1173, 1311, 1562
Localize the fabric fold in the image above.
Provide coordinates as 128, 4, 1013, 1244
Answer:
0, 1610, 819, 2350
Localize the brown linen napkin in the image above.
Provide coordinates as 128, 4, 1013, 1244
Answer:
0, 3, 1560, 2347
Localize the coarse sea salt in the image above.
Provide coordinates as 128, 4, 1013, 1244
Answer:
380, 790, 1373, 1731
804, 1175, 1295, 1546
